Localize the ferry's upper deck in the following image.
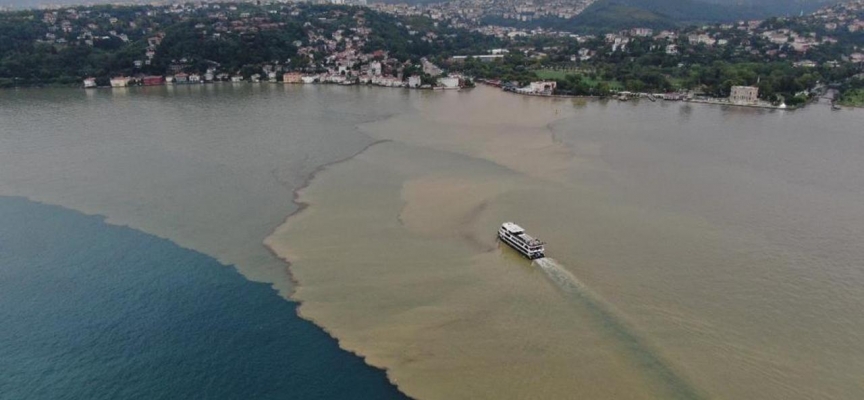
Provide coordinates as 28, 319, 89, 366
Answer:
501, 222, 524, 234
500, 222, 544, 247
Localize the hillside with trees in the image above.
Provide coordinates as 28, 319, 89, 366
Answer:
480, 0, 840, 32
0, 3, 497, 87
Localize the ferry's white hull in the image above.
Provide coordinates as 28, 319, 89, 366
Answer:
498, 230, 545, 260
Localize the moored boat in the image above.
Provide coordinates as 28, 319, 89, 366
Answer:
498, 222, 545, 259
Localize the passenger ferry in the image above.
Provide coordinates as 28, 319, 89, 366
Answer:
498, 222, 545, 260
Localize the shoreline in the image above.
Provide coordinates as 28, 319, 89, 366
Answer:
7, 81, 851, 113
478, 80, 822, 111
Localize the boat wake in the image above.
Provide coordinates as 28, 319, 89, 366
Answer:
533, 257, 591, 295
532, 257, 705, 400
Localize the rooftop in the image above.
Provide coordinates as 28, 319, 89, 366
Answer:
502, 222, 524, 233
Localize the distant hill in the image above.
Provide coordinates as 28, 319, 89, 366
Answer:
0, 0, 145, 10
700, 0, 834, 17
482, 0, 750, 32
573, 0, 761, 29
571, 0, 837, 30
0, 0, 838, 23
480, 0, 839, 32
620, 0, 762, 20
559, 2, 680, 31
373, 0, 836, 14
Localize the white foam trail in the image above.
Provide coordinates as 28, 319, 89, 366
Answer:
532, 257, 704, 400
533, 257, 592, 296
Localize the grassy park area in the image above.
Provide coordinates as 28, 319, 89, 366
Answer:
534, 69, 624, 90
838, 89, 864, 107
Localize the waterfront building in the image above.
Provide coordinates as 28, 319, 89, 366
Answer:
408, 75, 421, 88
529, 81, 557, 94
142, 76, 164, 86
437, 76, 460, 89
110, 76, 130, 87
283, 72, 303, 83
730, 86, 759, 105
83, 77, 97, 88
369, 61, 382, 76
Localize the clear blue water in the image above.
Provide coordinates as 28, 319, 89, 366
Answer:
0, 196, 408, 400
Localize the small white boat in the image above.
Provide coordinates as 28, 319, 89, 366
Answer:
498, 222, 545, 259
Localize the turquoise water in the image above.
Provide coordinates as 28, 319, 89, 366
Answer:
0, 196, 407, 399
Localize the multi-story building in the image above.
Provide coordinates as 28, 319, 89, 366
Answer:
369, 61, 382, 76
730, 86, 759, 105
529, 81, 556, 94
110, 76, 129, 87
408, 74, 422, 88
283, 72, 303, 83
